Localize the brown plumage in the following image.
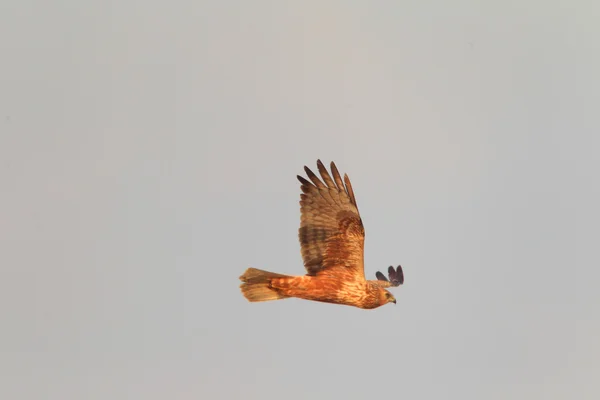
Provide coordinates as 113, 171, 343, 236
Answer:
239, 160, 404, 309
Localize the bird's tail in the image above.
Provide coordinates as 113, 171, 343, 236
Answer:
239, 268, 291, 302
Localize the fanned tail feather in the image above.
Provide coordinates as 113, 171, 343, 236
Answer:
239, 268, 291, 302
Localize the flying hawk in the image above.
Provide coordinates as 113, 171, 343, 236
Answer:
239, 160, 404, 309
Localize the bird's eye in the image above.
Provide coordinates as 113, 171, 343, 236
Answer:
385, 293, 390, 299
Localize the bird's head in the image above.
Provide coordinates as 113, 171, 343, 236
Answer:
378, 287, 396, 306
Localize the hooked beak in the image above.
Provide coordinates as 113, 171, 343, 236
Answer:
391, 298, 396, 305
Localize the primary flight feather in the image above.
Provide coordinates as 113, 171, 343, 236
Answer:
239, 160, 404, 309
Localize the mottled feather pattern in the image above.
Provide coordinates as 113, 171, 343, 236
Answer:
297, 160, 365, 279
269, 271, 383, 309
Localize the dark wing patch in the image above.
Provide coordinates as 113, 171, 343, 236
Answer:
297, 160, 365, 279
374, 265, 404, 287
375, 271, 388, 282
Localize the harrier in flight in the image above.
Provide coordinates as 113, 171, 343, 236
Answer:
239, 160, 404, 309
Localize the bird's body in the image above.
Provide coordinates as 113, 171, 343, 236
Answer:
243, 268, 387, 309
239, 160, 404, 310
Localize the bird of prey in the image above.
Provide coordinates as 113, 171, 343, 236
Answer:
239, 160, 404, 309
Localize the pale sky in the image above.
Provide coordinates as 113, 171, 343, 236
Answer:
1, 2, 599, 399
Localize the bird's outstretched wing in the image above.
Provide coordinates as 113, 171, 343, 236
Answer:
371, 266, 404, 288
297, 160, 365, 279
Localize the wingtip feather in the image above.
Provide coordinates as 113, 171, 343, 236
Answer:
375, 271, 388, 281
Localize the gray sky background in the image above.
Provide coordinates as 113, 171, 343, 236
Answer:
1, 2, 599, 399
